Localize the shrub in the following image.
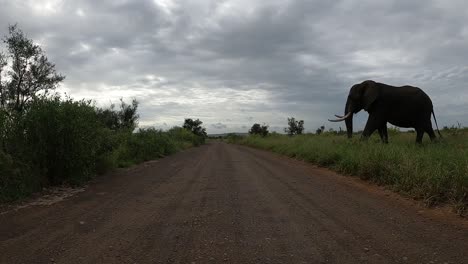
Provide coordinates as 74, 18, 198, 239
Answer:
168, 126, 204, 147
0, 151, 38, 202
20, 96, 103, 185
183, 118, 207, 143
285, 117, 304, 135
249, 123, 269, 137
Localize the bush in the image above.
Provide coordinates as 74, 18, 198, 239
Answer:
0, 151, 39, 202
168, 126, 205, 147
183, 118, 207, 143
122, 128, 175, 164
226, 133, 245, 143
249, 123, 269, 137
19, 96, 103, 185
285, 117, 304, 135
0, 95, 206, 202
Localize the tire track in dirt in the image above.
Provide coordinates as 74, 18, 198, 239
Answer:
234, 144, 467, 263
0, 142, 467, 264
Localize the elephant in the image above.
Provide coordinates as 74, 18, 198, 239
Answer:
328, 80, 442, 143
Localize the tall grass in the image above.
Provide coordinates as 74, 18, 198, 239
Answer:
232, 131, 468, 214
0, 96, 204, 202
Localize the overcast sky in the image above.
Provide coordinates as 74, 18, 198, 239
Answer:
1, 0, 467, 133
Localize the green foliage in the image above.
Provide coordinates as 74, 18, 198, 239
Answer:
0, 96, 204, 202
0, 25, 204, 202
226, 133, 245, 143
249, 123, 269, 137
96, 98, 139, 131
316, 125, 325, 135
0, 24, 64, 113
235, 132, 468, 214
285, 117, 304, 135
183, 118, 207, 143
19, 96, 102, 185
168, 126, 205, 147
442, 123, 464, 137
118, 129, 173, 165
0, 151, 38, 201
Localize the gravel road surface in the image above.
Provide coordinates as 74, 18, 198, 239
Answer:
1, 142, 467, 264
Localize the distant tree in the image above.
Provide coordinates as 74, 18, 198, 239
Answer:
0, 24, 65, 113
284, 117, 304, 136
316, 125, 325, 135
249, 123, 269, 137
96, 98, 139, 131
118, 99, 139, 131
183, 118, 207, 137
96, 106, 119, 130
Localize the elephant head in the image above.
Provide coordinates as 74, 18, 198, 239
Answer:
329, 80, 380, 138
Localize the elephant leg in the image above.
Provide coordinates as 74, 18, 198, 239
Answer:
424, 122, 437, 141
383, 126, 389, 143
378, 128, 384, 141
361, 114, 384, 140
378, 125, 388, 144
415, 128, 424, 144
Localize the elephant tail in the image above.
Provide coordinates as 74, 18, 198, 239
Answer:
432, 110, 443, 138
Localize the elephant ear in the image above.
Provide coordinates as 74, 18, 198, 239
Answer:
361, 81, 379, 111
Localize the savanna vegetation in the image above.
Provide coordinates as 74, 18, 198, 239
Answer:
284, 117, 304, 135
229, 127, 468, 215
0, 25, 206, 202
249, 123, 269, 137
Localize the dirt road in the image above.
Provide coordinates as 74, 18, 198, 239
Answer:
1, 142, 467, 264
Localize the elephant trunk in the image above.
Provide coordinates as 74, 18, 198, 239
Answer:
345, 99, 353, 139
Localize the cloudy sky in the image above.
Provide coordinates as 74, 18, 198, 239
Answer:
1, 0, 467, 133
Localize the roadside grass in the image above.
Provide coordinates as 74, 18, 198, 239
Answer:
0, 97, 204, 203
230, 130, 468, 215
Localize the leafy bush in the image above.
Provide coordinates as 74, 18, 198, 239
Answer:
249, 123, 269, 137
168, 126, 205, 147
18, 96, 103, 185
183, 118, 207, 143
226, 133, 245, 143
0, 151, 38, 202
285, 117, 304, 135
121, 128, 174, 164
96, 99, 139, 131
0, 93, 207, 202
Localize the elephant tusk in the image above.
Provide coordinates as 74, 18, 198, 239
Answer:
328, 112, 352, 122
335, 114, 344, 118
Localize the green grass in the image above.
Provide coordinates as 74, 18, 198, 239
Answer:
0, 96, 205, 203
231, 130, 468, 214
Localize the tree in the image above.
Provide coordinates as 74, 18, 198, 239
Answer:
117, 98, 139, 131
284, 117, 304, 136
316, 125, 325, 135
96, 98, 139, 131
183, 118, 207, 137
249, 123, 269, 137
0, 24, 65, 113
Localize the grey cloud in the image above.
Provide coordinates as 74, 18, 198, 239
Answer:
1, 0, 467, 133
